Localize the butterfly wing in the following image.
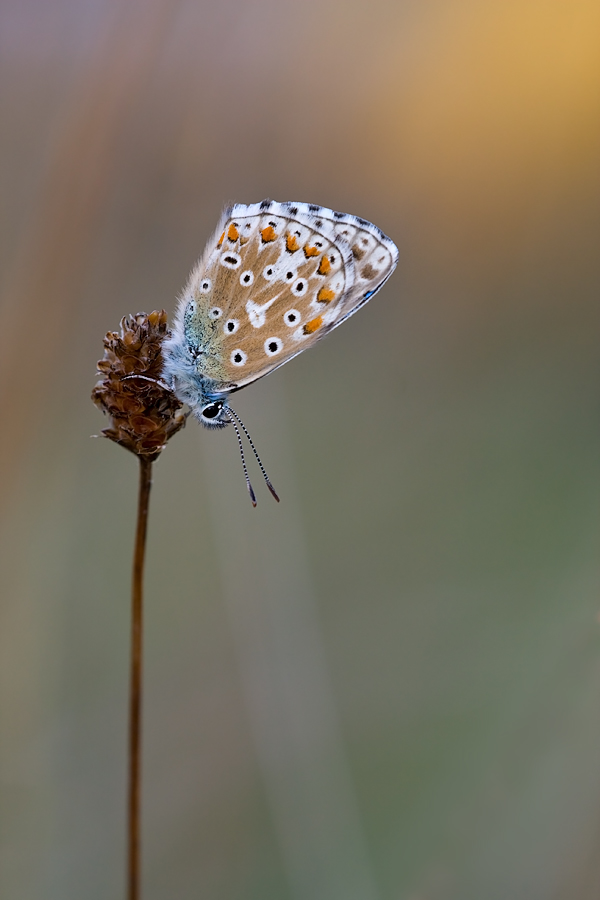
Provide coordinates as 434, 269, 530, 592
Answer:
175, 200, 397, 394
310, 205, 399, 327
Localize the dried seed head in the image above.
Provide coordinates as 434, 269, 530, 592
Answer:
92, 310, 185, 460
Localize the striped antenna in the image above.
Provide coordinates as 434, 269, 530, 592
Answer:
225, 409, 257, 507
227, 406, 280, 503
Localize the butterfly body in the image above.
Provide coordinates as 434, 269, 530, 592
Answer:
162, 200, 398, 428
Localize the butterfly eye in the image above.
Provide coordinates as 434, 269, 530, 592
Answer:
201, 402, 223, 420
231, 349, 247, 366
224, 319, 240, 334
209, 307, 223, 319
240, 270, 254, 286
284, 309, 300, 326
264, 337, 283, 356
262, 266, 275, 281
199, 279, 212, 293
220, 252, 241, 269
292, 279, 307, 296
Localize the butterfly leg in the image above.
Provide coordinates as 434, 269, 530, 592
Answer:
121, 374, 174, 392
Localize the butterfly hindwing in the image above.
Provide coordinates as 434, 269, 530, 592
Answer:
176, 200, 397, 394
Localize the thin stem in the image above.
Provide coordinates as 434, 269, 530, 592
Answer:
128, 456, 153, 900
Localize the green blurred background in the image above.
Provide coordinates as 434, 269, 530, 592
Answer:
1, 1, 599, 898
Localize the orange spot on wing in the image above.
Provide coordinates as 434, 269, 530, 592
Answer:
217, 231, 225, 247
303, 245, 319, 258
317, 256, 331, 276
261, 225, 277, 242
317, 287, 335, 304
227, 223, 239, 241
286, 233, 299, 253
303, 315, 323, 335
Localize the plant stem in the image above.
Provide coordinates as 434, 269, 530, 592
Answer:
128, 456, 153, 900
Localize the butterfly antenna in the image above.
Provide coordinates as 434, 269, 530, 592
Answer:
225, 409, 257, 507
227, 406, 280, 502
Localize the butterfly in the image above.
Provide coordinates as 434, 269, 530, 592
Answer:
162, 199, 398, 504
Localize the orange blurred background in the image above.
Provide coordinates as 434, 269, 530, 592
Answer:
0, 1, 599, 898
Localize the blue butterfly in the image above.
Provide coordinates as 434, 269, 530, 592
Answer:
162, 200, 398, 503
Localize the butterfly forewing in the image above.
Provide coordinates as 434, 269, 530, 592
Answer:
178, 200, 397, 395
183, 205, 353, 390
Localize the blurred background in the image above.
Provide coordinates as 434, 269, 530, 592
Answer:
0, 0, 599, 898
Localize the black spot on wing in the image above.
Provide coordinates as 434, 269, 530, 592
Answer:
260, 199, 272, 210
308, 204, 320, 213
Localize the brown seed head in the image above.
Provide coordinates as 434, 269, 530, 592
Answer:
92, 310, 185, 460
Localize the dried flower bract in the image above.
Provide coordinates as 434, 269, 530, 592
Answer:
92, 310, 185, 460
